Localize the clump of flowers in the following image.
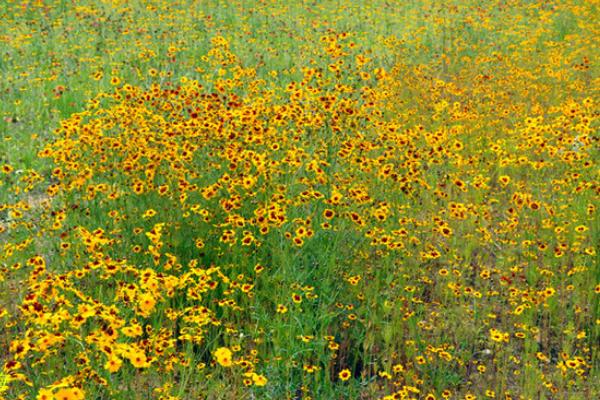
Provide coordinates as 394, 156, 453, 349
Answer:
0, 2, 598, 400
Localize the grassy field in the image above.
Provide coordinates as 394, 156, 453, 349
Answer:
1, 1, 598, 399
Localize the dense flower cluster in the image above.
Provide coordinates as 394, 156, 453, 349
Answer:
0, 1, 598, 399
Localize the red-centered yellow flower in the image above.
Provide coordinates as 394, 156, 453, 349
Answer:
489, 328, 509, 343
214, 347, 233, 367
142, 209, 156, 218
291, 293, 302, 304
36, 388, 54, 400
338, 368, 351, 381
104, 355, 123, 373
138, 292, 156, 316
276, 304, 288, 314
129, 351, 150, 368
252, 373, 268, 386
323, 209, 335, 219
53, 387, 85, 400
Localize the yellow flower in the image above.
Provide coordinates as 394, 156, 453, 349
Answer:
129, 351, 150, 368
104, 355, 123, 373
276, 304, 288, 314
36, 388, 54, 400
498, 175, 510, 186
53, 387, 85, 400
252, 373, 267, 386
214, 347, 233, 367
142, 209, 157, 218
489, 328, 509, 343
138, 292, 157, 316
338, 368, 351, 381
514, 305, 525, 315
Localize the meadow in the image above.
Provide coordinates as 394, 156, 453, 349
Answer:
0, 1, 598, 399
